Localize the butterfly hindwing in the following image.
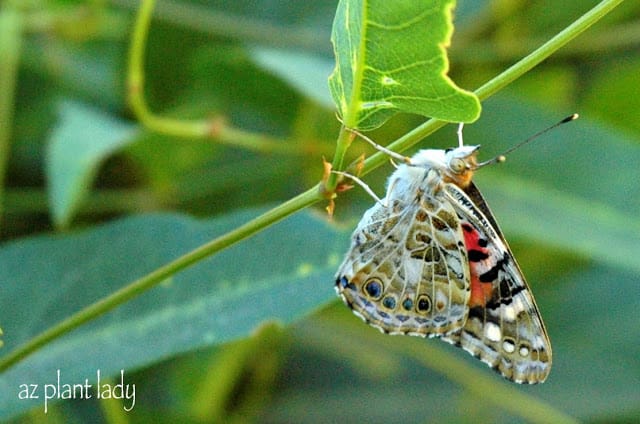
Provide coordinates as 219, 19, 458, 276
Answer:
336, 168, 471, 337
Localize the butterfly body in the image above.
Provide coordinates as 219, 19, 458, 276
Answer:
335, 145, 552, 384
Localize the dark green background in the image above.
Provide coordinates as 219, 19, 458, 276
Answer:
1, 0, 638, 422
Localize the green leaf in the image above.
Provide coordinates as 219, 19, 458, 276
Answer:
0, 209, 344, 420
46, 101, 137, 228
328, 0, 480, 130
249, 47, 335, 108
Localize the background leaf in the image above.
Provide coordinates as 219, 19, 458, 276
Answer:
248, 47, 335, 108
328, 0, 480, 130
0, 210, 344, 419
46, 101, 137, 228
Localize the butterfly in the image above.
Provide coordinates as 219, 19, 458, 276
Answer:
334, 124, 561, 384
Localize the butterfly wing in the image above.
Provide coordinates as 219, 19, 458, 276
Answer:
442, 182, 552, 384
335, 168, 471, 337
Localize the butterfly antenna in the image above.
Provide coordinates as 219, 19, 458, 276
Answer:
476, 113, 579, 168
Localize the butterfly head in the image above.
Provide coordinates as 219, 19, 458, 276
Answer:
444, 145, 483, 188
411, 145, 482, 189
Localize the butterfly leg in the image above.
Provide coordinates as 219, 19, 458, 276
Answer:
331, 170, 387, 207
346, 128, 411, 164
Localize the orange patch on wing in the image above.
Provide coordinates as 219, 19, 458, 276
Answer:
461, 222, 493, 307
469, 274, 493, 308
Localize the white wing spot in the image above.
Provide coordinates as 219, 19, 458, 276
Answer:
503, 304, 516, 321
532, 335, 545, 349
512, 295, 526, 313
484, 322, 502, 342
502, 339, 516, 353
519, 345, 530, 357
435, 289, 448, 311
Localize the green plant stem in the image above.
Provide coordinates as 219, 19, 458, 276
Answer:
0, 187, 321, 372
0, 0, 624, 372
216, 125, 310, 155
324, 126, 354, 193
474, 0, 625, 101
0, 5, 23, 230
127, 0, 207, 137
127, 0, 298, 155
454, 19, 640, 64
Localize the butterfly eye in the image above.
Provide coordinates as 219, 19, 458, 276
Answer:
449, 157, 467, 174
363, 279, 383, 299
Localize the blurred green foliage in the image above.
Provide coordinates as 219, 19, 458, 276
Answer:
1, 0, 639, 423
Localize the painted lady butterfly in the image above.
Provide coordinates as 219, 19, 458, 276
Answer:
334, 119, 575, 384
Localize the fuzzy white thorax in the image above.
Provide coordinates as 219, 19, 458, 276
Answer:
387, 146, 481, 192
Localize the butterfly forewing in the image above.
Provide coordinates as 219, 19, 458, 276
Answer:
442, 183, 552, 384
